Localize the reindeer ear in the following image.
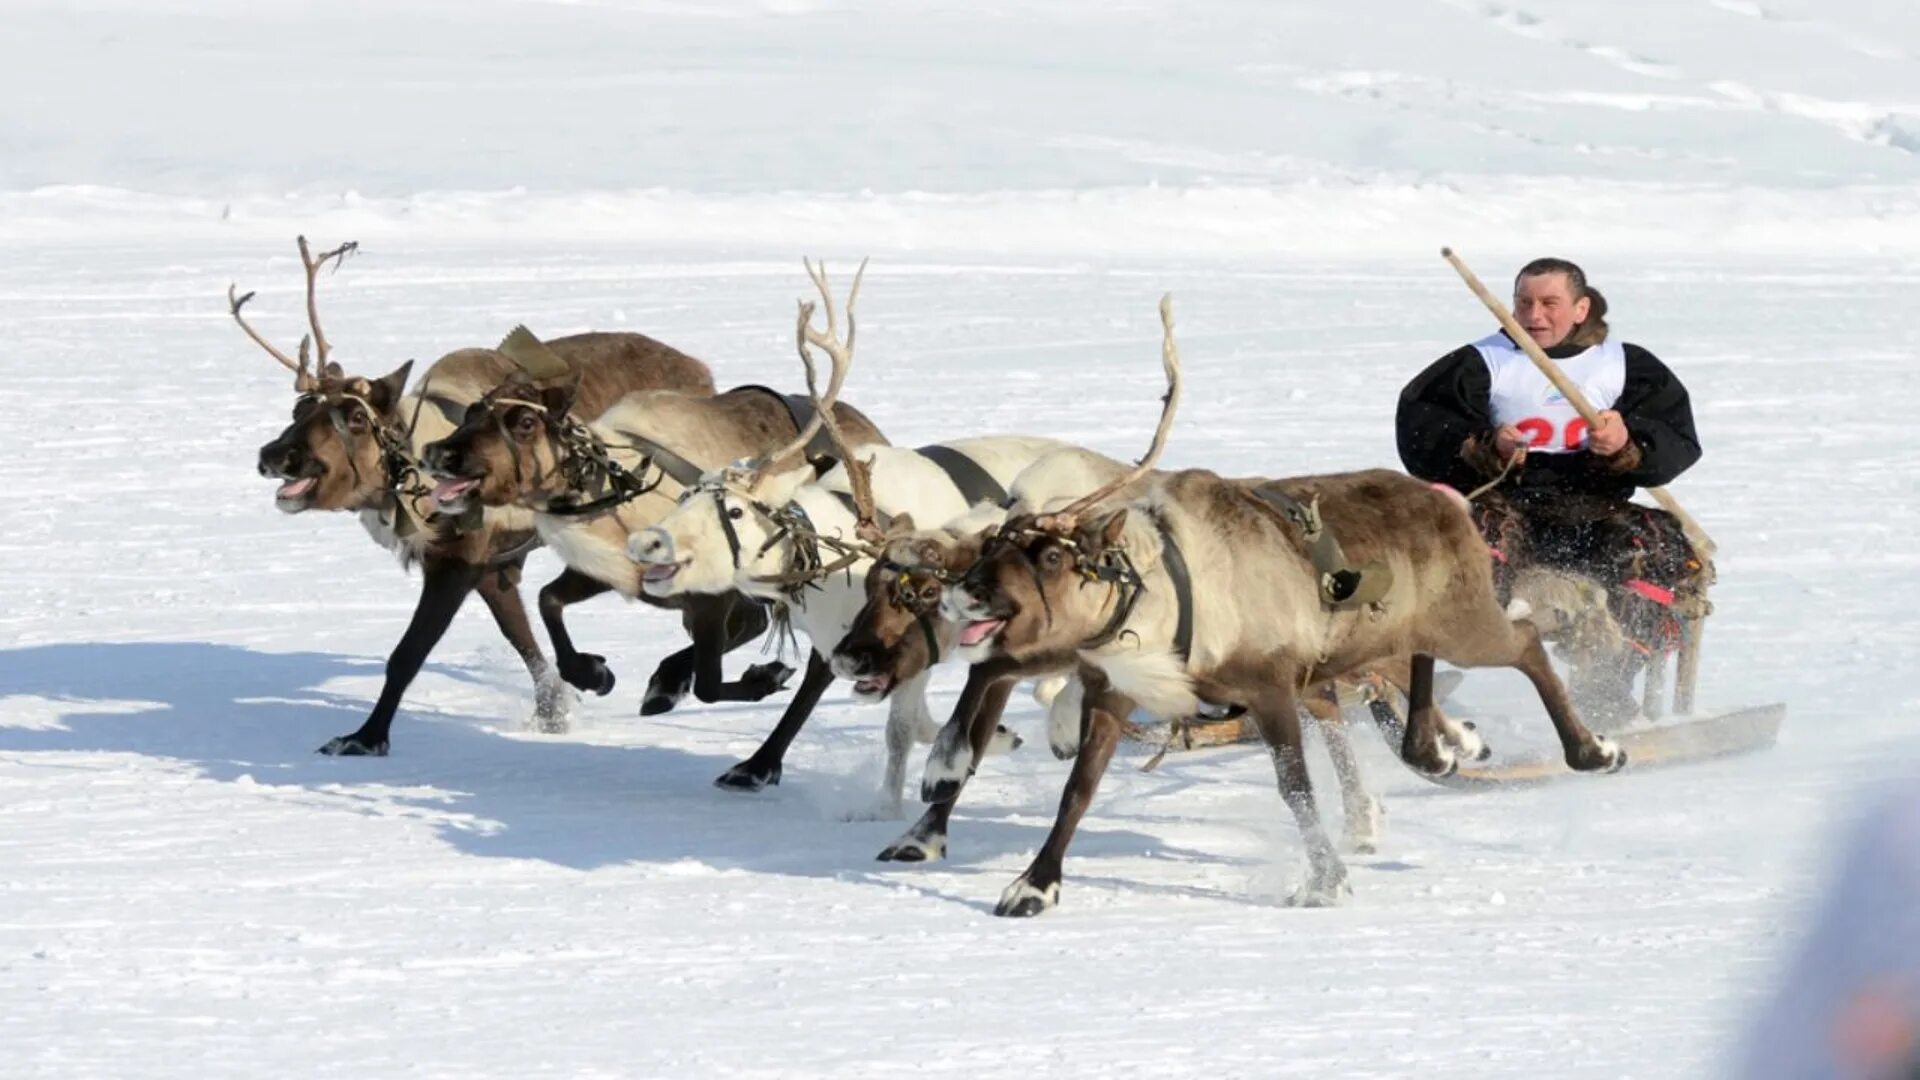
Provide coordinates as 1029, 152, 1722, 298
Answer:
885, 512, 916, 538
322, 361, 345, 380
369, 360, 414, 416
1094, 508, 1130, 549
540, 373, 582, 417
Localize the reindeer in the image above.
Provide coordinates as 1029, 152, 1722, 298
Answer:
832, 446, 1488, 864
418, 260, 888, 734
627, 263, 1051, 802
243, 237, 717, 756
940, 296, 1625, 916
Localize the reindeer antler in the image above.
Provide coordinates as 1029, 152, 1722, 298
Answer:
797, 261, 882, 542
229, 236, 358, 393
1037, 293, 1183, 532
741, 257, 868, 492
298, 235, 357, 372
228, 283, 316, 392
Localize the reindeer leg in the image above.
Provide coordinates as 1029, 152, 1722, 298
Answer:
1370, 656, 1488, 765
920, 662, 1021, 804
875, 669, 936, 819
880, 670, 1017, 862
322, 556, 482, 757
475, 557, 568, 734
1248, 678, 1348, 906
1395, 653, 1459, 777
996, 690, 1132, 918
713, 650, 834, 792
1306, 690, 1382, 855
1510, 627, 1625, 773
1442, 613, 1625, 774
682, 593, 795, 709
538, 568, 617, 696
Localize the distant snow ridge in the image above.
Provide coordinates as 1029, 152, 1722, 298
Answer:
5, 181, 1919, 257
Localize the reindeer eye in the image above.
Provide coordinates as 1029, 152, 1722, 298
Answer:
512, 411, 539, 435
727, 507, 745, 520
1041, 548, 1064, 569
345, 407, 370, 433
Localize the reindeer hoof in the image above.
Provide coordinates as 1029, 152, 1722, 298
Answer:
714, 759, 781, 792
1449, 720, 1492, 763
740, 661, 797, 700
560, 653, 616, 697
877, 836, 945, 863
1285, 879, 1352, 908
985, 724, 1024, 756
1567, 736, 1627, 774
318, 735, 388, 757
993, 876, 1059, 918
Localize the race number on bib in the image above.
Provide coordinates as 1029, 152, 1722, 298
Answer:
1514, 415, 1590, 451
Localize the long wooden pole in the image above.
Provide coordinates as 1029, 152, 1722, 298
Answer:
1440, 247, 1716, 557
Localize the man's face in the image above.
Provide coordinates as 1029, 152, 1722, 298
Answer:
1513, 272, 1591, 349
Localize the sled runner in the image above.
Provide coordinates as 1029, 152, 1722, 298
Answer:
1433, 702, 1784, 788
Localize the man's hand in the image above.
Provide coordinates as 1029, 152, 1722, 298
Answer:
1493, 424, 1530, 462
1589, 410, 1631, 456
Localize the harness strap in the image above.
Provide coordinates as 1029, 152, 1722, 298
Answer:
1081, 516, 1192, 659
916, 611, 942, 664
914, 444, 1007, 508
1159, 518, 1195, 661
421, 393, 466, 430
618, 433, 706, 488
1250, 485, 1394, 610
734, 384, 841, 465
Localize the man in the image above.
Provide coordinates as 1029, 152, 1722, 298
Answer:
1396, 258, 1703, 726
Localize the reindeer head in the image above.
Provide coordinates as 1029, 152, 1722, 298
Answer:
257, 361, 416, 513
829, 515, 990, 700
236, 237, 424, 515
419, 366, 584, 516
944, 510, 1147, 663
630, 258, 878, 600
941, 293, 1184, 664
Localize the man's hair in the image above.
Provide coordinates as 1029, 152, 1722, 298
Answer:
1516, 257, 1609, 346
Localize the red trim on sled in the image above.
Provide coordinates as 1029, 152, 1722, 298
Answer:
1624, 579, 1675, 606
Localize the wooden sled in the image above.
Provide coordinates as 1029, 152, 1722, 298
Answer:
1434, 702, 1784, 789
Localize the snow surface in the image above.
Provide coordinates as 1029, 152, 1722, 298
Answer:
3, 1, 1919, 1078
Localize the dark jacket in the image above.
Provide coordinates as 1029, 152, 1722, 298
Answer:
1395, 335, 1701, 502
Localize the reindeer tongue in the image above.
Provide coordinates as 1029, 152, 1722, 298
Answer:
276, 476, 316, 500
958, 619, 1005, 647
430, 477, 478, 508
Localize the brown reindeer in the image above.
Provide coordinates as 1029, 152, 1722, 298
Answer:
834, 470, 1485, 864
940, 295, 1624, 915
418, 262, 890, 750
243, 237, 717, 756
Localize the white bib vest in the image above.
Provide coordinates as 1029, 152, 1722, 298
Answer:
1473, 331, 1626, 455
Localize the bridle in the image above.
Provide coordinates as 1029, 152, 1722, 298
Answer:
972, 515, 1193, 658
292, 380, 437, 537
679, 477, 873, 602
874, 555, 954, 664
461, 388, 666, 521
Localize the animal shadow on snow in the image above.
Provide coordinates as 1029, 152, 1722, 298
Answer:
0, 642, 1180, 888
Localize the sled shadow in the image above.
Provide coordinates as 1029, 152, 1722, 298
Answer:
0, 642, 1181, 889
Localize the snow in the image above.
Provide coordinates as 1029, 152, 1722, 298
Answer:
4, 1, 1919, 1077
